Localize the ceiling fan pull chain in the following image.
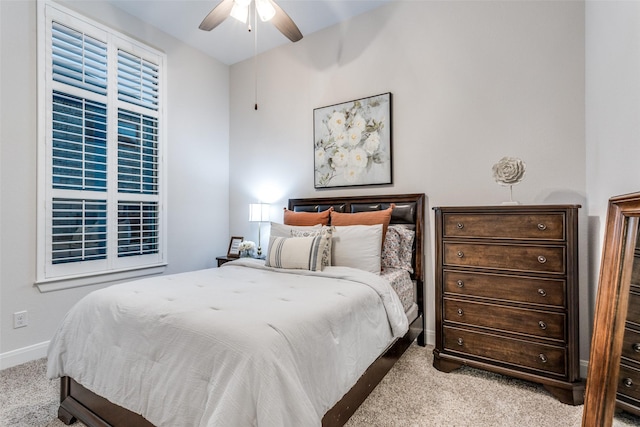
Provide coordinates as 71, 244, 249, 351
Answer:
197, 0, 302, 109
254, 2, 258, 110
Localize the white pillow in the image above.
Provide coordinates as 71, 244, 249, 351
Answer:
291, 226, 333, 267
265, 235, 327, 271
331, 224, 383, 274
269, 222, 322, 238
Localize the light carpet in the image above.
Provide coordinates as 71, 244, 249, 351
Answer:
2, 343, 640, 426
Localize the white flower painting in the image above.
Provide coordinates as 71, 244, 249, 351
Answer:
314, 93, 392, 188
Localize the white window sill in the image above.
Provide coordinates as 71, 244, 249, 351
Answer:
35, 264, 167, 293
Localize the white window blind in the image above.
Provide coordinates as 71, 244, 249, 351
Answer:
118, 50, 159, 110
52, 198, 107, 264
117, 109, 158, 194
52, 22, 107, 95
118, 201, 159, 257
52, 91, 107, 191
37, 1, 166, 289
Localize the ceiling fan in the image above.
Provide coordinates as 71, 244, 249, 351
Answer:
199, 0, 303, 43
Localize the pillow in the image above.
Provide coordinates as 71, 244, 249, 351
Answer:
381, 225, 415, 273
270, 222, 322, 238
265, 235, 327, 271
283, 207, 333, 226
331, 225, 383, 274
291, 226, 333, 267
330, 204, 395, 242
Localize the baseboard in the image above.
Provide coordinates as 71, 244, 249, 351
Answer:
0, 341, 50, 370
581, 359, 588, 380
425, 329, 436, 346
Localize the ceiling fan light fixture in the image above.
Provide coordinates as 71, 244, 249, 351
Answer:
199, 0, 303, 43
230, 2, 248, 23
255, 0, 276, 22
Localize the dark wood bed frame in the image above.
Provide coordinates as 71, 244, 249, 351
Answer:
57, 193, 426, 427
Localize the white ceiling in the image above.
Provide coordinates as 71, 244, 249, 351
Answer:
105, 0, 392, 65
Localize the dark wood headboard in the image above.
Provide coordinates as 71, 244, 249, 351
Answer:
288, 193, 425, 314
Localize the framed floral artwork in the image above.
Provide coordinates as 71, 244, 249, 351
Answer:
313, 92, 392, 188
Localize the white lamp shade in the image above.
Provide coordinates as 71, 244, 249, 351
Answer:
256, 0, 276, 22
249, 203, 270, 222
230, 3, 248, 23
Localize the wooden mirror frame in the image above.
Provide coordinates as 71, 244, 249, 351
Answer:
583, 192, 640, 426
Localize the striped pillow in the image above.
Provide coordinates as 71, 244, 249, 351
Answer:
265, 235, 326, 271
291, 226, 333, 267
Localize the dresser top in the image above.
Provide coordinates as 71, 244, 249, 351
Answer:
433, 204, 581, 212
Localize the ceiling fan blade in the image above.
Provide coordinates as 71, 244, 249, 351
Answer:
268, 0, 303, 42
199, 0, 235, 31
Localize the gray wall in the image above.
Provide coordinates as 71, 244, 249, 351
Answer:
228, 0, 588, 361
5, 0, 640, 374
0, 0, 230, 368
585, 0, 640, 306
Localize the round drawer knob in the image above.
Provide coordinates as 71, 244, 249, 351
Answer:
538, 321, 547, 330
457, 338, 464, 346
537, 255, 547, 264
633, 343, 640, 353
537, 223, 547, 231
623, 377, 634, 388
537, 288, 547, 297
457, 222, 464, 229
457, 308, 464, 316
457, 251, 464, 258
456, 280, 464, 288
539, 353, 548, 363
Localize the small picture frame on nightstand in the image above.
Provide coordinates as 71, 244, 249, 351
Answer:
227, 236, 243, 258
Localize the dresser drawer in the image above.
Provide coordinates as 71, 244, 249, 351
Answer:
443, 326, 567, 376
627, 289, 640, 325
444, 298, 565, 341
622, 328, 640, 364
443, 213, 565, 241
618, 364, 640, 401
443, 270, 565, 307
633, 253, 640, 287
443, 242, 566, 274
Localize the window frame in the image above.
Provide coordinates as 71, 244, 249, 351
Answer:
36, 0, 167, 292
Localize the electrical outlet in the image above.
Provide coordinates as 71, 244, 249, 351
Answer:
13, 311, 28, 328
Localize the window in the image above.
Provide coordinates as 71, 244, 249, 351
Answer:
37, 1, 166, 291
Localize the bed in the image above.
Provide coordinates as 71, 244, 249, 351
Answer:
48, 193, 426, 427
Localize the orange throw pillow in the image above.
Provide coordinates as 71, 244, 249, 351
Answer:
330, 204, 395, 239
283, 207, 333, 226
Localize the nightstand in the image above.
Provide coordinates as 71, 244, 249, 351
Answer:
216, 256, 236, 267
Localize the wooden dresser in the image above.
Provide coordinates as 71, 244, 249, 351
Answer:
617, 241, 640, 415
433, 205, 583, 405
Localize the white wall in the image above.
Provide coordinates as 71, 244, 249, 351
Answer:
228, 1, 588, 357
0, 0, 230, 368
585, 1, 640, 318
586, 1, 640, 211
7, 0, 625, 371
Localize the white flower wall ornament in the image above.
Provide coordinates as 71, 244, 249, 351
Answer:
492, 156, 526, 204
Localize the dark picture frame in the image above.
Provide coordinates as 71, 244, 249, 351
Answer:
227, 236, 243, 258
313, 92, 392, 188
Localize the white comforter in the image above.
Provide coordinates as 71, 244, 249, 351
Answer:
47, 259, 408, 427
